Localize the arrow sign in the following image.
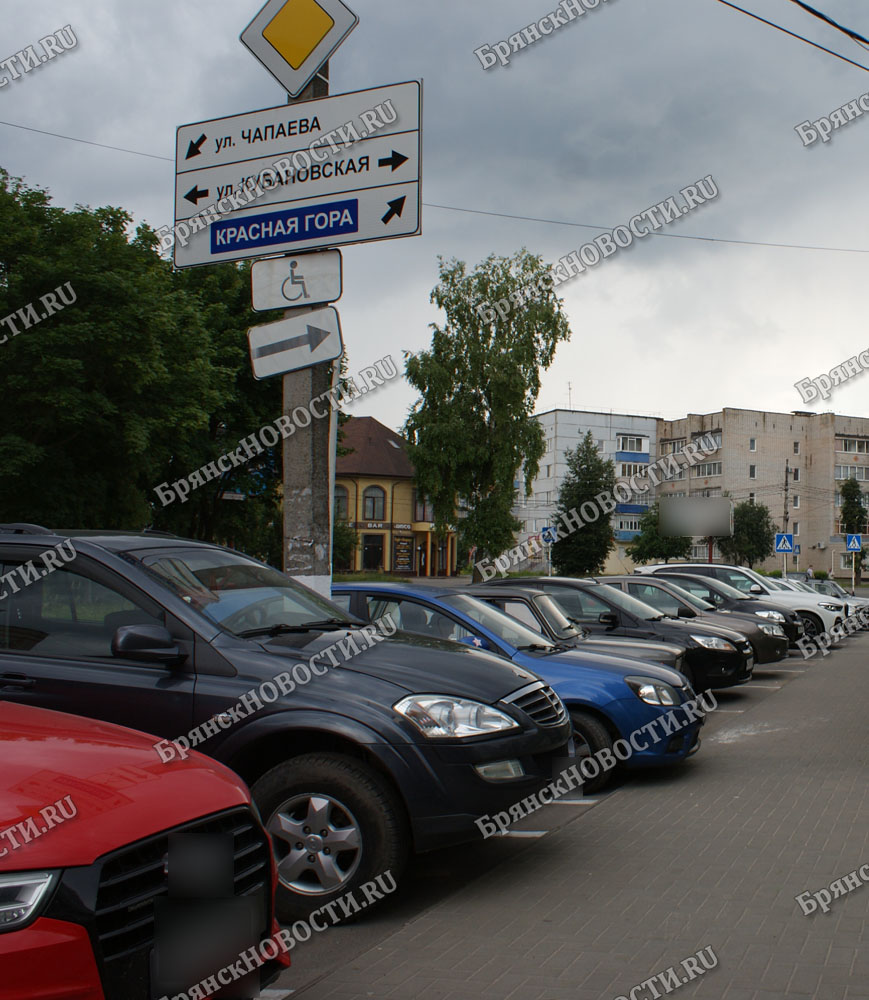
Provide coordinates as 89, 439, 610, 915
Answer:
184, 185, 209, 205
186, 134, 207, 160
253, 324, 331, 360
382, 196, 406, 225
247, 306, 343, 380
775, 533, 794, 553
847, 534, 862, 551
378, 150, 408, 171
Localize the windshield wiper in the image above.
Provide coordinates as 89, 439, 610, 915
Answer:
518, 643, 556, 652
237, 619, 357, 638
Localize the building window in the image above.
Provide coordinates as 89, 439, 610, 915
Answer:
792, 495, 800, 509
792, 468, 800, 482
700, 431, 722, 450
749, 438, 756, 452
692, 462, 722, 477
617, 435, 645, 452
793, 442, 800, 455
835, 466, 869, 481
837, 438, 869, 453
334, 485, 349, 521
363, 486, 386, 521
545, 465, 552, 477
691, 487, 722, 498
749, 493, 755, 504
620, 463, 647, 478
749, 465, 757, 479
661, 438, 686, 455
793, 521, 799, 536
413, 492, 434, 521
617, 518, 640, 531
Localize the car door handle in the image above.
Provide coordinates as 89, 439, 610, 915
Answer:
0, 674, 36, 690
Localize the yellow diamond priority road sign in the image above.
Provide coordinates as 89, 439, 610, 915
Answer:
241, 0, 358, 97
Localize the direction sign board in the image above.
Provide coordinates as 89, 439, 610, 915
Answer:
241, 0, 358, 98
252, 249, 342, 311
775, 533, 794, 553
847, 534, 863, 552
248, 305, 343, 379
173, 81, 421, 268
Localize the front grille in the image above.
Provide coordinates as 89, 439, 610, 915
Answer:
503, 681, 568, 727
93, 807, 271, 998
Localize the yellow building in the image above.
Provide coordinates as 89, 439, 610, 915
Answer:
335, 416, 457, 576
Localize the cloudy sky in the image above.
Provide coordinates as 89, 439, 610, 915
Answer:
4, 0, 869, 432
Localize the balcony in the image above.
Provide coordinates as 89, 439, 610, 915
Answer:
614, 529, 641, 542
615, 451, 650, 463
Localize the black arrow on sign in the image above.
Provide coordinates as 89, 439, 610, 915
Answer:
377, 150, 409, 171
254, 325, 332, 360
184, 185, 210, 205
381, 197, 406, 225
186, 134, 207, 159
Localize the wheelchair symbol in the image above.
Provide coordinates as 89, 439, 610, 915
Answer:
281, 261, 309, 302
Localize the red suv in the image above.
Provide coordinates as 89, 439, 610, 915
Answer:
0, 702, 288, 1000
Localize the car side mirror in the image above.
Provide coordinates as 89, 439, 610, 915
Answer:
677, 606, 696, 618
112, 625, 186, 665
749, 584, 763, 594
457, 635, 492, 651
598, 612, 618, 627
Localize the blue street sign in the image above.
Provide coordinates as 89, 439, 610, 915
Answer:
846, 534, 862, 552
542, 526, 557, 545
794, 544, 800, 555
775, 533, 794, 553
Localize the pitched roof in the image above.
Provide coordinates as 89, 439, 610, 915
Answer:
336, 416, 415, 479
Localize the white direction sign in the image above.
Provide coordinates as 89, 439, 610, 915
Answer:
173, 81, 421, 269
241, 0, 358, 99
248, 306, 343, 380
252, 250, 342, 311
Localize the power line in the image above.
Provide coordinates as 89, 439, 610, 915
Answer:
783, 0, 869, 49
0, 120, 174, 162
5, 117, 869, 256
715, 0, 869, 74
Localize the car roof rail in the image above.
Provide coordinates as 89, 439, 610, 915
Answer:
141, 527, 180, 538
0, 523, 53, 535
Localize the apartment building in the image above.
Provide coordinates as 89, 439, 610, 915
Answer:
514, 408, 658, 574
517, 406, 869, 579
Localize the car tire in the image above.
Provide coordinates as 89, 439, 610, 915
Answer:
568, 710, 615, 793
252, 753, 408, 923
798, 612, 823, 640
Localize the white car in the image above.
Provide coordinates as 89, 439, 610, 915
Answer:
634, 563, 846, 639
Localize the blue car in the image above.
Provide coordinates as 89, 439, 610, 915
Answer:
333, 583, 705, 791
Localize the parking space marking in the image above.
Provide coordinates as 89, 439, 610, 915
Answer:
713, 708, 745, 713
550, 798, 600, 805
261, 991, 294, 998
498, 830, 548, 838
743, 683, 782, 689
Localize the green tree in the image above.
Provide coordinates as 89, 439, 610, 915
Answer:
626, 503, 692, 564
0, 169, 286, 562
403, 251, 570, 566
717, 501, 775, 568
332, 519, 358, 570
551, 432, 616, 575
839, 478, 866, 584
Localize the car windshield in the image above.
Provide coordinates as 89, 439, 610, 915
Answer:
136, 547, 350, 635
788, 580, 816, 593
654, 581, 715, 612
593, 584, 663, 621
815, 581, 847, 597
667, 575, 751, 604
440, 594, 556, 649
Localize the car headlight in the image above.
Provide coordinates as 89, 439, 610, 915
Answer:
755, 610, 785, 622
393, 695, 520, 738
758, 623, 786, 637
690, 634, 736, 651
0, 872, 57, 932
625, 676, 680, 706
818, 603, 843, 612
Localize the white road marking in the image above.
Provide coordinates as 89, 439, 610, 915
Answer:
550, 798, 600, 805
744, 683, 782, 689
499, 830, 548, 838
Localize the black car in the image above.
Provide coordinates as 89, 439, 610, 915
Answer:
464, 586, 689, 670
601, 575, 789, 664
481, 577, 755, 690
647, 571, 807, 645
0, 526, 571, 920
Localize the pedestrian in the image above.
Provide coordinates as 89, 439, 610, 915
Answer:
806, 565, 814, 579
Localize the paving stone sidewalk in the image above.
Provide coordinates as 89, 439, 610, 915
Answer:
297, 639, 869, 1000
